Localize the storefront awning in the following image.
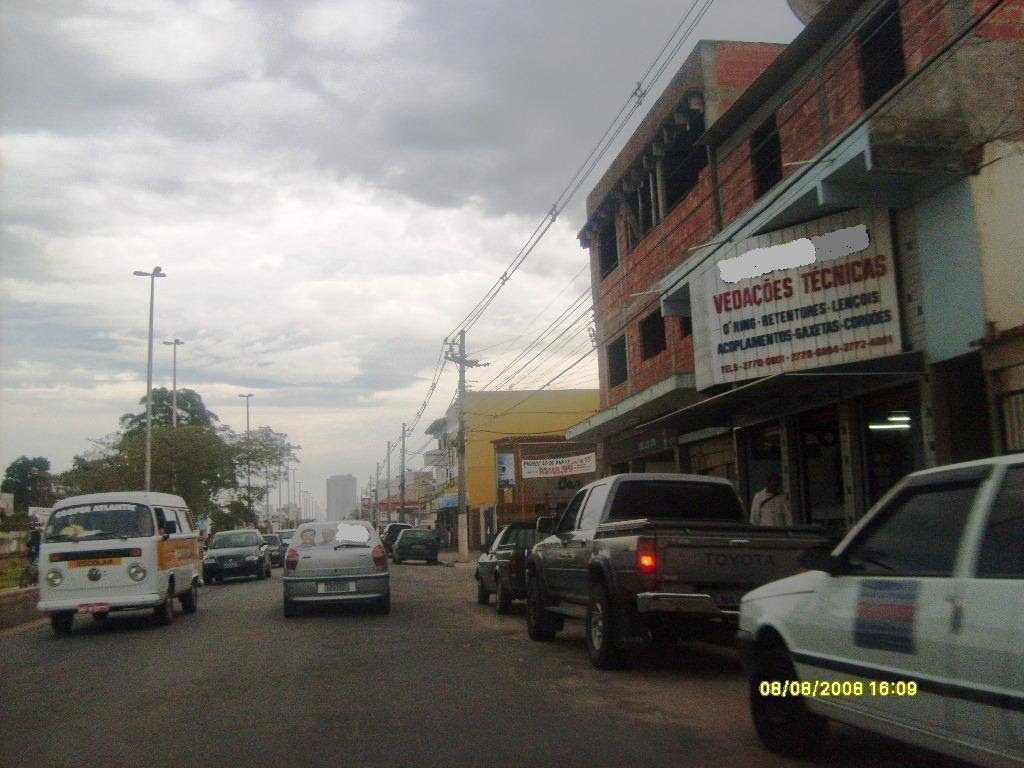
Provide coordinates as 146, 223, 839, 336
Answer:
636, 351, 925, 434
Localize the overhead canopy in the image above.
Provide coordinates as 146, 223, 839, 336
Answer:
636, 351, 924, 434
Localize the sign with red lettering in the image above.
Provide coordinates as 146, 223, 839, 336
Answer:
694, 208, 902, 388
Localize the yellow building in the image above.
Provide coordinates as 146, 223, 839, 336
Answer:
425, 389, 599, 549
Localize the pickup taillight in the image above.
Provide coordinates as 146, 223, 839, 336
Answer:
285, 548, 298, 570
509, 555, 519, 576
637, 537, 657, 575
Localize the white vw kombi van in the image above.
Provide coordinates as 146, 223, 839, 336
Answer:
37, 491, 202, 635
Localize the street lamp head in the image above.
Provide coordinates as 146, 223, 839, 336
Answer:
163, 338, 185, 346
134, 267, 167, 278
238, 393, 254, 398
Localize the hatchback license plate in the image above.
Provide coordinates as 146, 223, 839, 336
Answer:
318, 581, 357, 594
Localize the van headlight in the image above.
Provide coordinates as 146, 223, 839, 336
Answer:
128, 563, 147, 582
46, 570, 63, 587
244, 555, 258, 561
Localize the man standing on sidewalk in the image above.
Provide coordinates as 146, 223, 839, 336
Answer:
749, 473, 793, 527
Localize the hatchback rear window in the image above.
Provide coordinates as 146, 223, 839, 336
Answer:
294, 522, 373, 548
400, 530, 434, 542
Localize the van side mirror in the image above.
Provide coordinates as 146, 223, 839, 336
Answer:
536, 516, 554, 535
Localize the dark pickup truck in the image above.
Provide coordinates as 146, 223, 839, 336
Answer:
474, 522, 539, 613
525, 473, 825, 669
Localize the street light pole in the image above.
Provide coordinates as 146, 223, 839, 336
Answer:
238, 393, 254, 519
162, 338, 185, 428
133, 266, 166, 492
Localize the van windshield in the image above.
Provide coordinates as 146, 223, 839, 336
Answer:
44, 503, 155, 541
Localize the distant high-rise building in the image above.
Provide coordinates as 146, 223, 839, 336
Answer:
325, 474, 359, 521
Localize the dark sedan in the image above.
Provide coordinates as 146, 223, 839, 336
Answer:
391, 528, 439, 564
263, 534, 284, 567
203, 529, 272, 582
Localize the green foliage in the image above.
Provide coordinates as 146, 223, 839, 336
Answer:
119, 388, 219, 436
56, 388, 299, 525
1, 456, 56, 514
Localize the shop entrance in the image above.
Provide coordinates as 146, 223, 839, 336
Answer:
798, 406, 846, 537
861, 385, 924, 506
743, 423, 782, 513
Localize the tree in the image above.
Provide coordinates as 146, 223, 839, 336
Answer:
1, 456, 56, 514
119, 388, 219, 436
227, 427, 300, 515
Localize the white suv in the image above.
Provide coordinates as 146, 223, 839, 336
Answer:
738, 454, 1023, 767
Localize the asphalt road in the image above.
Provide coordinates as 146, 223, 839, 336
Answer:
0, 560, 972, 768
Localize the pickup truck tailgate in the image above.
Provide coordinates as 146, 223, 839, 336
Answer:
663, 532, 817, 584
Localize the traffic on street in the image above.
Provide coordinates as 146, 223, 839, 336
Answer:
0, 551, 980, 768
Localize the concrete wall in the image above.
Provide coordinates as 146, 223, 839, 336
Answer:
0, 587, 41, 631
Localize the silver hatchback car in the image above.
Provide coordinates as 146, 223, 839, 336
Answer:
282, 520, 390, 617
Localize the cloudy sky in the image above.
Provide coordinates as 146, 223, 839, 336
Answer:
0, 1, 803, 511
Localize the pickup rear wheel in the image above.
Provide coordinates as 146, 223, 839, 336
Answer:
495, 575, 512, 614
526, 578, 559, 641
586, 583, 628, 669
750, 645, 828, 757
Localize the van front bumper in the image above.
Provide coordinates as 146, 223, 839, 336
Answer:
38, 593, 163, 613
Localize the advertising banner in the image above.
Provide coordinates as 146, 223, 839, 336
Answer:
693, 208, 902, 390
496, 453, 516, 487
521, 453, 597, 479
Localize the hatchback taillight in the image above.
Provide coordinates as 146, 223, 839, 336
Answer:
372, 545, 387, 567
637, 537, 657, 575
285, 548, 299, 570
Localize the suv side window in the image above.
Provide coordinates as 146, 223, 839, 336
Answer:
577, 483, 610, 531
557, 490, 588, 534
843, 478, 982, 576
976, 465, 1024, 579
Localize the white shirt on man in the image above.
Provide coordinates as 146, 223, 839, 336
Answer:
750, 488, 793, 527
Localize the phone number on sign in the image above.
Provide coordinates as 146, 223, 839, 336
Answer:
723, 334, 896, 372
759, 680, 918, 698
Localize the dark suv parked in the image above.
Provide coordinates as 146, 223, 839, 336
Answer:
392, 528, 439, 564
203, 529, 272, 582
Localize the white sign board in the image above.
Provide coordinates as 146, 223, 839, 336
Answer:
694, 208, 902, 389
521, 453, 597, 479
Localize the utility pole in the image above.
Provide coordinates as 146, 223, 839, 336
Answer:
399, 422, 406, 523
445, 330, 486, 562
386, 441, 392, 525
374, 462, 381, 530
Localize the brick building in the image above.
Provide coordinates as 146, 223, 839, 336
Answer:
569, 0, 1023, 536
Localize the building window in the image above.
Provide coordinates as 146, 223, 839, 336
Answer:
640, 309, 667, 359
607, 336, 628, 388
663, 93, 707, 212
597, 214, 618, 278
859, 0, 905, 108
751, 113, 782, 197
680, 316, 693, 338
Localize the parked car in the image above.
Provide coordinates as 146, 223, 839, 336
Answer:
737, 453, 1024, 766
262, 534, 284, 567
381, 522, 413, 555
475, 522, 538, 613
203, 529, 272, 582
391, 528, 439, 565
283, 520, 390, 617
526, 473, 825, 668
